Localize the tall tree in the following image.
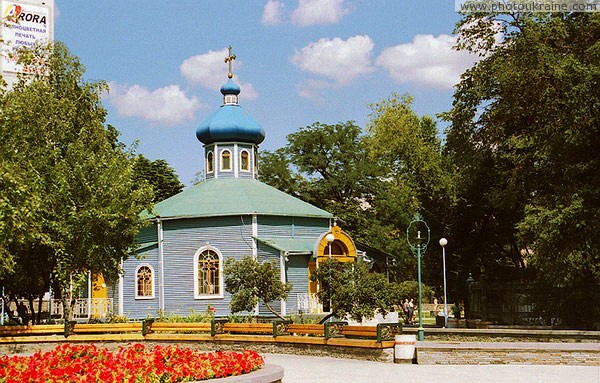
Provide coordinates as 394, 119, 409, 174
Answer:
0, 42, 153, 319
260, 121, 379, 241
133, 155, 184, 203
445, 12, 600, 327
364, 94, 455, 287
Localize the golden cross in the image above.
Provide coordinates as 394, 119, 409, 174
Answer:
224, 45, 236, 79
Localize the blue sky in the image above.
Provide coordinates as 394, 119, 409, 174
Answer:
54, 1, 479, 186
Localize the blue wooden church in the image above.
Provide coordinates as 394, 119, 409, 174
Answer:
108, 51, 358, 319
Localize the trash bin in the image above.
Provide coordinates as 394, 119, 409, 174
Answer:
394, 334, 416, 364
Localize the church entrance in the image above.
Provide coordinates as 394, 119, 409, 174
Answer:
305, 226, 357, 314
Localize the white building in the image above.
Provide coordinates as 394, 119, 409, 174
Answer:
1, 0, 54, 88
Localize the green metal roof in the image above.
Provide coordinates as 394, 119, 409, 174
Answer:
255, 237, 317, 254
144, 178, 333, 220
134, 241, 158, 253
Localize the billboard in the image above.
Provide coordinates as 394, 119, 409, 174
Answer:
1, 0, 52, 78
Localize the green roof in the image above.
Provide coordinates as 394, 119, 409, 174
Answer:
255, 237, 317, 254
144, 178, 332, 220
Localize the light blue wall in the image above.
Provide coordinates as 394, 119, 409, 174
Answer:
257, 242, 282, 316
257, 216, 329, 237
122, 213, 328, 319
121, 225, 160, 319
286, 255, 310, 315
161, 216, 253, 317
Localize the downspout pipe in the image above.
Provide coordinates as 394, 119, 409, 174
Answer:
157, 217, 165, 313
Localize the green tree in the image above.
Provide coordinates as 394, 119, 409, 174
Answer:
0, 42, 153, 320
133, 155, 184, 203
224, 256, 292, 320
445, 12, 600, 327
310, 259, 394, 323
258, 148, 304, 198
389, 280, 435, 306
260, 121, 378, 241
364, 94, 455, 287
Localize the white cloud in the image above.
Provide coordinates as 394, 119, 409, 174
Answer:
106, 82, 203, 126
376, 34, 480, 89
262, 0, 285, 25
180, 48, 230, 90
291, 35, 375, 86
180, 48, 258, 100
291, 0, 351, 26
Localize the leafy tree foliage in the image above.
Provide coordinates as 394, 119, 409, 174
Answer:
364, 94, 455, 285
445, 12, 600, 327
258, 148, 304, 198
390, 280, 435, 305
133, 155, 184, 203
0, 42, 153, 321
310, 259, 394, 323
259, 111, 452, 290
224, 256, 292, 320
262, 121, 378, 240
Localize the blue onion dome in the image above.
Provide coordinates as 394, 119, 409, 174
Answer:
220, 78, 241, 96
196, 78, 265, 145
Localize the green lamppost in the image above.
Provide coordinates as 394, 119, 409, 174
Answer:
407, 213, 430, 341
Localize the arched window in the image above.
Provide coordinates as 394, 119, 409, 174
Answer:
329, 241, 347, 256
207, 151, 214, 173
136, 265, 154, 299
221, 150, 231, 171
240, 150, 250, 171
194, 247, 222, 298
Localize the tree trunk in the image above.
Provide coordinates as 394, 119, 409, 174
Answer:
264, 302, 286, 321
318, 312, 335, 324
36, 293, 44, 324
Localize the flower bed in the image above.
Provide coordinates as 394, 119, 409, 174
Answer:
0, 343, 264, 382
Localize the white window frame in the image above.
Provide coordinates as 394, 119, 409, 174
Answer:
193, 246, 224, 300
135, 264, 155, 300
240, 149, 250, 172
220, 149, 232, 171
206, 150, 214, 174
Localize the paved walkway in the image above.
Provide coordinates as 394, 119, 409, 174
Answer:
264, 354, 600, 383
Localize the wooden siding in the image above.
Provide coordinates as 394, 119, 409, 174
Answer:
160, 216, 254, 317
122, 222, 160, 319
286, 255, 310, 315
136, 225, 157, 245
257, 216, 292, 237
122, 213, 328, 319
257, 216, 329, 237
256, 243, 282, 316
293, 217, 330, 237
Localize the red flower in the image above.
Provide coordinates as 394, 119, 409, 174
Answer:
0, 344, 264, 383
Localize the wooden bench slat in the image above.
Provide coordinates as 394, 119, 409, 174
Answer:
72, 323, 142, 333
144, 333, 213, 341
151, 322, 211, 329
344, 326, 377, 332
287, 324, 323, 331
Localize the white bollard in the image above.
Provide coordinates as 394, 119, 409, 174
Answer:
394, 334, 416, 364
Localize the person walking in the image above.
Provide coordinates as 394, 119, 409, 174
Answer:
402, 299, 409, 323
407, 299, 415, 325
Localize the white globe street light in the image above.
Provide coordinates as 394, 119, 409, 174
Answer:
325, 233, 335, 314
439, 238, 448, 328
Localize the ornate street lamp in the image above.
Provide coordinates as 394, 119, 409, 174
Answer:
325, 233, 335, 314
406, 213, 430, 341
439, 238, 448, 328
